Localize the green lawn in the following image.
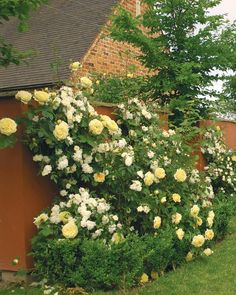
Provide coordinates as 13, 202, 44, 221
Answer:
1, 217, 236, 295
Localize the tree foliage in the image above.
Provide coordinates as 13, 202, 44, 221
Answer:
221, 75, 236, 113
0, 0, 47, 67
110, 0, 236, 123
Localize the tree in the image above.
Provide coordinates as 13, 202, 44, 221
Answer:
221, 75, 236, 113
110, 0, 236, 124
0, 0, 47, 67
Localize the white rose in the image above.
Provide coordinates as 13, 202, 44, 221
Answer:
33, 154, 43, 162
57, 156, 69, 170
82, 164, 93, 174
137, 170, 144, 178
147, 151, 155, 159
130, 180, 142, 191
124, 155, 133, 166
42, 165, 52, 176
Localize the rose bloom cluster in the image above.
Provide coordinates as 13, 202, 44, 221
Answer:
34, 187, 122, 241
202, 127, 236, 195
2, 63, 234, 290
27, 86, 122, 186
13, 83, 216, 258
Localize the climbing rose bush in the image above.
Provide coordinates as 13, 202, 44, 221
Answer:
10, 85, 220, 289
201, 126, 236, 196
3, 79, 230, 290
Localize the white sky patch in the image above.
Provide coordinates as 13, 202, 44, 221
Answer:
207, 0, 236, 94
210, 0, 236, 22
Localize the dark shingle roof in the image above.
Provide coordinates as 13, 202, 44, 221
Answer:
0, 0, 118, 91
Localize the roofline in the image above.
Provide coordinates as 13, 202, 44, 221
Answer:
0, 0, 120, 94
0, 82, 58, 97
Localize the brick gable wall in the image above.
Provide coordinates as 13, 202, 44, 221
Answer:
76, 0, 149, 77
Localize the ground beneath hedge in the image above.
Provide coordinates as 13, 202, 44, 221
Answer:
1, 216, 236, 295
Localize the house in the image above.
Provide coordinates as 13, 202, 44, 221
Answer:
0, 0, 148, 95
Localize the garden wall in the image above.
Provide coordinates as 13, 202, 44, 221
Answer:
0, 98, 57, 271
196, 120, 236, 170
201, 120, 236, 149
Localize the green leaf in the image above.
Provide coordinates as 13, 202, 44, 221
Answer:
0, 134, 17, 149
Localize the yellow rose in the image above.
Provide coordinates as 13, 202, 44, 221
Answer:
231, 155, 236, 162
127, 73, 134, 78
172, 193, 181, 203
0, 118, 17, 136
203, 248, 213, 256
53, 121, 69, 140
59, 211, 71, 224
62, 221, 78, 239
89, 119, 104, 135
100, 115, 111, 123
172, 212, 182, 225
185, 252, 193, 262
80, 76, 93, 88
153, 216, 162, 229
15, 90, 32, 104
69, 61, 81, 71
191, 235, 205, 248
111, 233, 125, 244
94, 172, 106, 183
207, 217, 214, 228
100, 116, 118, 131
89, 88, 94, 94
33, 213, 48, 228
196, 217, 203, 226
208, 210, 215, 219
205, 229, 214, 240
176, 228, 185, 240
154, 167, 166, 179
151, 271, 159, 280
34, 90, 50, 104
50, 92, 57, 98
106, 119, 118, 132
174, 168, 187, 182
160, 197, 167, 203
190, 205, 200, 217
144, 171, 155, 186
140, 273, 149, 284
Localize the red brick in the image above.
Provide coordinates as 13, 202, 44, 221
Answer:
75, 0, 149, 78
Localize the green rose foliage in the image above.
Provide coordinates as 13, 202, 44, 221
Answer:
85, 73, 148, 104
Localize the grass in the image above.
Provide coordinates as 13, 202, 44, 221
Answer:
0, 285, 42, 295
1, 217, 236, 295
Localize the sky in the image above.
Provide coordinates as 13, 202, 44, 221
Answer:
210, 0, 236, 22
208, 0, 236, 93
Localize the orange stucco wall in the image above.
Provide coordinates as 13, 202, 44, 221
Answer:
0, 98, 57, 271
201, 120, 236, 149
